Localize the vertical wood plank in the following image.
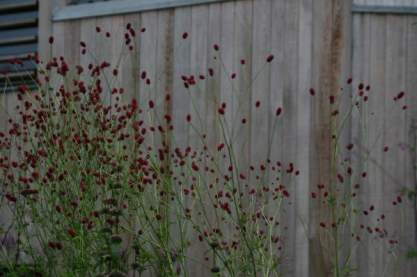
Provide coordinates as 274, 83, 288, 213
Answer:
217, 0, 235, 268
189, 4, 208, 150
138, 11, 158, 147
52, 22, 65, 60
51, 22, 66, 89
0, 90, 12, 257
350, 12, 364, 275
397, 14, 415, 277
383, 14, 407, 277
232, 0, 252, 182
38, 0, 53, 63
250, 0, 271, 184
367, 13, 387, 277
249, 8, 271, 270
95, 17, 114, 106
269, 0, 287, 273
219, 1, 235, 144
121, 13, 140, 106
309, 0, 352, 276
205, 4, 222, 157
1, 92, 20, 260
154, 10, 174, 149
356, 12, 372, 277
172, 7, 192, 150
187, 4, 209, 276
309, 0, 333, 273
405, 14, 417, 276
79, 17, 97, 88
171, 6, 193, 275
201, 4, 222, 274
109, 16, 125, 114
295, 0, 312, 275
66, 21, 81, 67
281, 0, 300, 274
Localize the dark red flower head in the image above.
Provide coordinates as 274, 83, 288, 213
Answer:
266, 54, 274, 63
67, 228, 76, 238
131, 98, 138, 112
276, 107, 282, 116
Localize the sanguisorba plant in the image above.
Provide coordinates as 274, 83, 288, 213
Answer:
308, 82, 407, 276
0, 23, 405, 277
0, 24, 295, 277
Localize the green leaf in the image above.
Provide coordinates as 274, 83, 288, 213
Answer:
406, 249, 417, 259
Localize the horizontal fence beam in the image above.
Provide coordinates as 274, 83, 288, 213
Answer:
352, 4, 417, 15
54, 1, 417, 21
53, 0, 231, 21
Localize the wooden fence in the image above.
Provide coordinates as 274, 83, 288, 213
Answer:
0, 0, 416, 276
351, 9, 417, 276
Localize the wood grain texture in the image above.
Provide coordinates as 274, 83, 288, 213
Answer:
95, 16, 113, 106
172, 6, 191, 150
352, 12, 417, 277
233, 0, 252, 179
295, 0, 312, 275
368, 14, 386, 277
188, 4, 210, 276
53, 0, 234, 21
120, 13, 140, 107
109, 16, 125, 115
38, 0, 53, 63
139, 11, 158, 148
404, 14, 417, 276
280, 0, 300, 274
0, 91, 13, 258
154, 10, 174, 150
0, 0, 413, 275
250, 0, 270, 186
354, 0, 417, 6
219, 1, 234, 145
353, 12, 373, 277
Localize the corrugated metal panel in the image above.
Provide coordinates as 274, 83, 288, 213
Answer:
0, 27, 37, 45
0, 0, 38, 93
0, 0, 37, 12
0, 11, 38, 28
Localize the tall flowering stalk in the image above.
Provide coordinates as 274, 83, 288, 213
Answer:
0, 23, 406, 277
309, 82, 406, 276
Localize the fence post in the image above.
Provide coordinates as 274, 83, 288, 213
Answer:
309, 0, 352, 276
